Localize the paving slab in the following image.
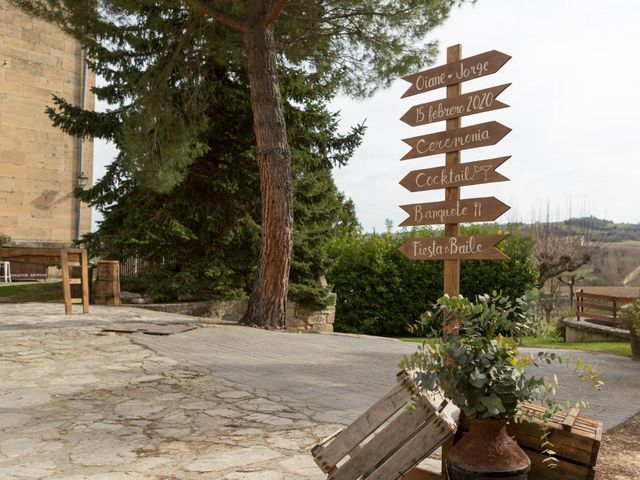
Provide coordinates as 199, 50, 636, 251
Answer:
1, 302, 639, 480
0, 304, 340, 479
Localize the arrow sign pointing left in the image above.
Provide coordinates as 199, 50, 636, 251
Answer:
401, 121, 511, 161
399, 197, 510, 227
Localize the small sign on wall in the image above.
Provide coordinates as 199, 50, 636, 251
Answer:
9, 263, 48, 281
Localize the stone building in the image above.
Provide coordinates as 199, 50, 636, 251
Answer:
0, 0, 94, 248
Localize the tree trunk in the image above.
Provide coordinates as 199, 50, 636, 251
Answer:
241, 1, 293, 328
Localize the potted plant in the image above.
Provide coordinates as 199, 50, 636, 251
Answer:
619, 297, 640, 361
402, 291, 600, 480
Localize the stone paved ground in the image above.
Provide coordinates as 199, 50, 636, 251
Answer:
1, 303, 639, 479
0, 305, 339, 479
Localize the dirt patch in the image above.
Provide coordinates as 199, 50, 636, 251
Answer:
596, 413, 640, 479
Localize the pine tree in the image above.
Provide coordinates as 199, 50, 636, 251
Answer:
74, 63, 362, 304
13, 0, 463, 327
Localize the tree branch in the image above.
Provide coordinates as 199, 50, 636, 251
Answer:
265, 0, 288, 26
187, 0, 246, 33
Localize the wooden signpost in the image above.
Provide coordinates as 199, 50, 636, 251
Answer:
398, 44, 512, 285
397, 44, 512, 479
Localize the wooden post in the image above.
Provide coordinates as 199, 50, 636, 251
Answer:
577, 288, 583, 321
81, 249, 90, 314
443, 44, 462, 298
441, 43, 462, 480
60, 249, 72, 315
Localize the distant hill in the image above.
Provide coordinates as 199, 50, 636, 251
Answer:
508, 217, 640, 288
510, 216, 640, 243
587, 241, 640, 288
554, 217, 640, 287
563, 217, 640, 243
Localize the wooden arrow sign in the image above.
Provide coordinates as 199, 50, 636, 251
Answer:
399, 197, 510, 227
400, 84, 510, 127
401, 121, 511, 161
401, 50, 511, 98
399, 156, 510, 192
399, 234, 510, 260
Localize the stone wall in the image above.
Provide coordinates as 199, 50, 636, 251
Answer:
137, 297, 336, 333
0, 1, 93, 243
563, 316, 629, 342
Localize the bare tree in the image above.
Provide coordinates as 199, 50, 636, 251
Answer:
558, 272, 585, 309
539, 277, 562, 322
531, 219, 592, 289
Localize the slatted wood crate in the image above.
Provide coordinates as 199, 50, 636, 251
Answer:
311, 370, 457, 480
507, 403, 602, 480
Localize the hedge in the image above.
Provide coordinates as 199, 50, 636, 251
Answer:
326, 224, 537, 336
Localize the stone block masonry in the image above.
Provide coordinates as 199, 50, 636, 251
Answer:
0, 0, 94, 244
563, 316, 629, 343
139, 297, 337, 333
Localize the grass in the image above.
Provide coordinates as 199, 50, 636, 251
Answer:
397, 336, 632, 358
0, 281, 63, 302
521, 336, 631, 358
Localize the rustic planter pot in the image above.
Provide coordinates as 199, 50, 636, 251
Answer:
447, 418, 531, 480
629, 327, 640, 361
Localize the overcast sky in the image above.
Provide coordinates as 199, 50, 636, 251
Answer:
93, 0, 640, 232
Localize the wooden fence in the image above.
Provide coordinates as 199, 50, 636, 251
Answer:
575, 289, 635, 326
119, 257, 157, 278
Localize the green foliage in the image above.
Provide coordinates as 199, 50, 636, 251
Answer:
327, 229, 440, 335
326, 225, 538, 336
12, 0, 469, 308
0, 233, 10, 246
619, 298, 640, 336
460, 225, 537, 300
11, 0, 466, 188
72, 60, 362, 303
278, 0, 465, 97
401, 293, 602, 420
11, 0, 368, 304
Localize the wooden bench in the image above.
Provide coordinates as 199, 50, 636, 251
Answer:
0, 247, 89, 314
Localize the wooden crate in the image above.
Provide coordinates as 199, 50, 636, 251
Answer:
507, 403, 602, 480
311, 370, 457, 480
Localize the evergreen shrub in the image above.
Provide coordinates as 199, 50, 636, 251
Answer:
327, 225, 538, 336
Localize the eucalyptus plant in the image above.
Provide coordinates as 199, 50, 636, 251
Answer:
401, 292, 602, 420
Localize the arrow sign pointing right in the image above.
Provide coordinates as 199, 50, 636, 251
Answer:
401, 50, 511, 98
399, 156, 510, 192
401, 121, 511, 161
399, 197, 510, 227
399, 234, 510, 260
400, 84, 510, 127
